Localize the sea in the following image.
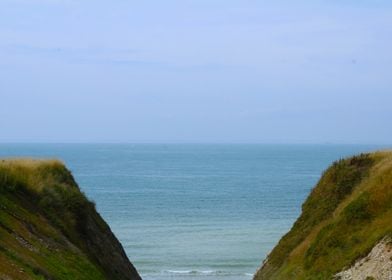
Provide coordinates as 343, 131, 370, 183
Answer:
0, 144, 388, 280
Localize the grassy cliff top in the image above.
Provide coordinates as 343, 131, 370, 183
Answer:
0, 158, 78, 192
0, 158, 141, 280
254, 150, 392, 280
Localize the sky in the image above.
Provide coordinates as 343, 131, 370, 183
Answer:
1, 0, 391, 144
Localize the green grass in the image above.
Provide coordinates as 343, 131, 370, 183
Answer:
0, 159, 107, 280
254, 151, 392, 280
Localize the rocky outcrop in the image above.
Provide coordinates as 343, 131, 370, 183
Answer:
335, 237, 392, 280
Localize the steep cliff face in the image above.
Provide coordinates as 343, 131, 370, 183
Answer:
0, 159, 141, 280
254, 151, 392, 280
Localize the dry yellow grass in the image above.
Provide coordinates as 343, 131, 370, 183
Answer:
0, 158, 72, 193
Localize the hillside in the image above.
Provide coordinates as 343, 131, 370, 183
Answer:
0, 159, 141, 280
254, 151, 392, 280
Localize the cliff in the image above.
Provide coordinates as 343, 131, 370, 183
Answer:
0, 159, 141, 280
254, 151, 392, 280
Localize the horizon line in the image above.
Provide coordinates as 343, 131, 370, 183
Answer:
0, 142, 391, 146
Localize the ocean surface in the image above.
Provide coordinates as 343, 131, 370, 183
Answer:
0, 144, 388, 280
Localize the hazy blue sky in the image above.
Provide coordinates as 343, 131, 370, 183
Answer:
1, 0, 391, 143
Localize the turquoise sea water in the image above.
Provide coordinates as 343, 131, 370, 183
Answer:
0, 144, 388, 280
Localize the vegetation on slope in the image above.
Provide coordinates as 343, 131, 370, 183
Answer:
254, 151, 392, 280
0, 159, 141, 280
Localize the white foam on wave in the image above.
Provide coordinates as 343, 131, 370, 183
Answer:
164, 270, 193, 274
164, 270, 215, 275
162, 269, 253, 276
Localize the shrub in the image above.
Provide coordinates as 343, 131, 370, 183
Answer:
344, 193, 372, 221
38, 184, 94, 236
330, 154, 373, 200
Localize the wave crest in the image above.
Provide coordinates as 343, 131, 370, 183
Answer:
163, 269, 253, 276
